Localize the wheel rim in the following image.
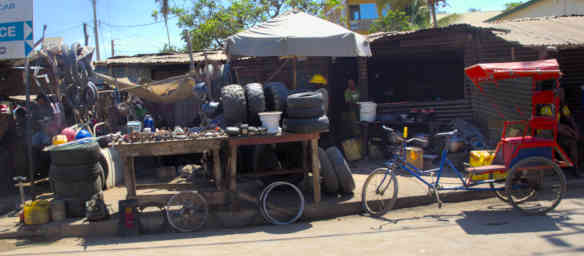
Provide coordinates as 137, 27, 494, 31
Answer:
166, 191, 208, 232
363, 169, 397, 215
261, 181, 305, 225
506, 157, 566, 215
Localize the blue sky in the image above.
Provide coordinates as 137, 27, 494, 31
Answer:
33, 0, 516, 59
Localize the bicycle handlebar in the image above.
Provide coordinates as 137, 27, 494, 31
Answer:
434, 129, 458, 137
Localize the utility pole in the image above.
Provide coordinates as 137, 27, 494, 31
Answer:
83, 23, 89, 46
92, 0, 101, 60
111, 40, 115, 57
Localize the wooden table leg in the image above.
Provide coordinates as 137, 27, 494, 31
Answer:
229, 145, 238, 192
301, 141, 308, 172
212, 149, 222, 190
124, 155, 136, 198
310, 138, 321, 204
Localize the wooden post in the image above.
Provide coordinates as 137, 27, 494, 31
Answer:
292, 57, 297, 89
212, 149, 222, 189
229, 145, 238, 191
111, 40, 115, 57
92, 0, 101, 60
83, 23, 89, 46
123, 155, 136, 198
311, 138, 321, 204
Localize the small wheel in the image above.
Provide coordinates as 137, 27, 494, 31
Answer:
166, 191, 208, 232
505, 157, 566, 215
261, 181, 305, 225
490, 180, 535, 203
362, 168, 398, 216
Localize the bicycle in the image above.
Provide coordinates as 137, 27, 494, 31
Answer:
362, 125, 567, 216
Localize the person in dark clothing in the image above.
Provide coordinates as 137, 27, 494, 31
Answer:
555, 88, 582, 177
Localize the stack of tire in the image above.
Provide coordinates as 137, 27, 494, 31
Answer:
284, 90, 329, 133
49, 140, 104, 217
318, 146, 356, 195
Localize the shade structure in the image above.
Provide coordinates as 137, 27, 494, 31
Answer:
465, 59, 562, 88
225, 11, 372, 57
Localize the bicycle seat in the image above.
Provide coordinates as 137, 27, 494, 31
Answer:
434, 129, 458, 137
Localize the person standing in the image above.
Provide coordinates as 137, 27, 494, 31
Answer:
344, 79, 360, 119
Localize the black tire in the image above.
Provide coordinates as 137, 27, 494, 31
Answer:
284, 115, 329, 133
287, 91, 323, 109
362, 168, 398, 216
221, 84, 247, 126
504, 157, 566, 215
264, 82, 289, 112
286, 106, 325, 119
319, 148, 339, 194
326, 146, 355, 194
49, 141, 101, 166
244, 83, 266, 126
51, 163, 103, 201
316, 88, 329, 114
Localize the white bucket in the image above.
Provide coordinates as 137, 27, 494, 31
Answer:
359, 102, 377, 122
259, 112, 283, 134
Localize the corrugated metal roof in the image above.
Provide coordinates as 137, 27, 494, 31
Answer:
368, 16, 584, 48
94, 50, 227, 66
436, 10, 503, 25
480, 16, 584, 48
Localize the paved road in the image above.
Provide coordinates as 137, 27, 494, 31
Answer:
1, 188, 583, 256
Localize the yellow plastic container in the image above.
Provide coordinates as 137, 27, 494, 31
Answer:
469, 150, 495, 167
406, 147, 423, 169
470, 170, 508, 182
52, 134, 68, 146
23, 200, 51, 225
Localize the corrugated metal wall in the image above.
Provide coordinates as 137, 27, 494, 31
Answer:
468, 31, 539, 144
369, 30, 472, 128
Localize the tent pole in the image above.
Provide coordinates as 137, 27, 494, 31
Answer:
292, 57, 297, 89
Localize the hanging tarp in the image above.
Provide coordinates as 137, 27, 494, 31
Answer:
225, 11, 372, 57
95, 72, 196, 104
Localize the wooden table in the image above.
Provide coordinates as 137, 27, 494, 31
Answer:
227, 132, 322, 204
113, 137, 226, 199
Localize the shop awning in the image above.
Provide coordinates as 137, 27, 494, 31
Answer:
465, 59, 561, 88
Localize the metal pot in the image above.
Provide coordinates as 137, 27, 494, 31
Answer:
447, 136, 465, 152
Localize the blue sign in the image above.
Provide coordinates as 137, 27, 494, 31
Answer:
0, 0, 33, 60
0, 22, 24, 42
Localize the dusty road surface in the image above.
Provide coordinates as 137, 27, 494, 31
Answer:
1, 187, 584, 256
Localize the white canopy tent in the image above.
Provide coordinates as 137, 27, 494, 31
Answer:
225, 11, 372, 87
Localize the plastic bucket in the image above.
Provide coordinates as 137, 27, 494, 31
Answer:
258, 112, 282, 134
359, 102, 377, 122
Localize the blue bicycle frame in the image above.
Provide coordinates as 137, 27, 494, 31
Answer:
386, 139, 504, 192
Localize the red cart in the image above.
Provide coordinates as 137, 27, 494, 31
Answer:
464, 59, 571, 214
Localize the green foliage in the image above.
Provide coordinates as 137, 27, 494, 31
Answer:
163, 0, 337, 51
376, 0, 448, 28
436, 13, 460, 27
369, 9, 412, 33
159, 43, 182, 53
504, 1, 523, 11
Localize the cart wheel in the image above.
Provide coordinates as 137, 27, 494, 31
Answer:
504, 157, 566, 215
490, 180, 536, 203
166, 191, 208, 232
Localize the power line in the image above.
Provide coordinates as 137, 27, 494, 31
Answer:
100, 15, 179, 28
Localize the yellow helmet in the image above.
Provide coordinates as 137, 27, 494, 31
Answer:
309, 74, 327, 85
540, 105, 553, 117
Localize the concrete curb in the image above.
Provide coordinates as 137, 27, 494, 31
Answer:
3, 178, 583, 239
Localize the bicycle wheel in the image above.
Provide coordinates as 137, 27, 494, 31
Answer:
362, 168, 398, 216
490, 180, 536, 203
166, 191, 209, 232
505, 157, 566, 215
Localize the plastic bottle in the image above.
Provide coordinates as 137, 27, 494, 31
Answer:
143, 114, 154, 132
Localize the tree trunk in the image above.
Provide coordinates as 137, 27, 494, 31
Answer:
164, 18, 171, 50
429, 0, 438, 28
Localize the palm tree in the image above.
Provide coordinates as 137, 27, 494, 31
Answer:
155, 0, 172, 49
376, 0, 445, 28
